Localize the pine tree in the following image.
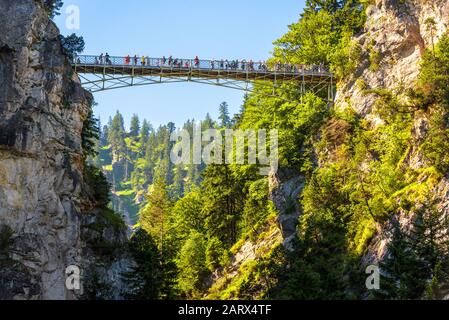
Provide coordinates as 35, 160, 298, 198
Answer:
202, 164, 244, 245
218, 102, 231, 128
82, 107, 100, 158
377, 200, 449, 299
177, 231, 208, 298
108, 111, 127, 155
139, 178, 171, 256
122, 229, 163, 299
169, 187, 205, 250
139, 119, 152, 146
170, 164, 185, 200
376, 219, 426, 300
205, 237, 225, 272
60, 33, 85, 59
130, 114, 141, 137
44, 0, 63, 19
202, 113, 215, 130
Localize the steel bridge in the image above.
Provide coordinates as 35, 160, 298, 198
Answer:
72, 55, 335, 101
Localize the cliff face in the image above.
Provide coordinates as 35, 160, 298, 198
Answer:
334, 0, 449, 265
207, 0, 449, 299
0, 0, 130, 300
336, 0, 449, 116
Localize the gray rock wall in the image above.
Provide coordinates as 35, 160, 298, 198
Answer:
0, 0, 131, 300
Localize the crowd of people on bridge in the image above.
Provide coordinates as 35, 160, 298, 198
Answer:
84, 53, 328, 74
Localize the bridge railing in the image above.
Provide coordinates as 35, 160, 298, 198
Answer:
73, 55, 331, 75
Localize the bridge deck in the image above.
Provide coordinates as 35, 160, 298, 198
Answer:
73, 55, 333, 84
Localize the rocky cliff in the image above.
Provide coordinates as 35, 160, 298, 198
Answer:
336, 0, 449, 115
334, 0, 449, 264
206, 0, 449, 299
0, 0, 131, 300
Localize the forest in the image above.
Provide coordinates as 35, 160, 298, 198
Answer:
78, 0, 449, 300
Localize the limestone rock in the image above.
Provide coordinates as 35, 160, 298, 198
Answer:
0, 0, 131, 300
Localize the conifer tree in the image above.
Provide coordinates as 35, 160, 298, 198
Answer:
139, 178, 172, 256
218, 102, 231, 128
130, 114, 141, 137
122, 229, 163, 299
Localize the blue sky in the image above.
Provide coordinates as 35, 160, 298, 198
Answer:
55, 0, 305, 129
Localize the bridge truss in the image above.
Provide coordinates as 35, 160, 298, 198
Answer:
73, 55, 335, 102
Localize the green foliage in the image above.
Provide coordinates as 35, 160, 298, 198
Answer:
376, 199, 449, 300
92, 2, 449, 301
218, 102, 231, 128
273, 0, 367, 79
415, 33, 449, 174
99, 207, 126, 231
205, 237, 226, 272
329, 33, 362, 78
169, 187, 205, 249
421, 106, 449, 173
139, 179, 172, 250
60, 33, 85, 59
202, 164, 245, 245
129, 114, 140, 137
84, 164, 111, 208
418, 32, 449, 105
242, 179, 271, 241
369, 47, 381, 72
83, 271, 113, 300
82, 106, 100, 158
44, 0, 63, 19
240, 91, 329, 168
122, 229, 164, 299
176, 231, 208, 298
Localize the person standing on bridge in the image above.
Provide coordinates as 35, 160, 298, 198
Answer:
105, 53, 111, 65
133, 55, 138, 66
125, 55, 130, 65
194, 56, 199, 68
141, 55, 146, 66
99, 53, 104, 64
